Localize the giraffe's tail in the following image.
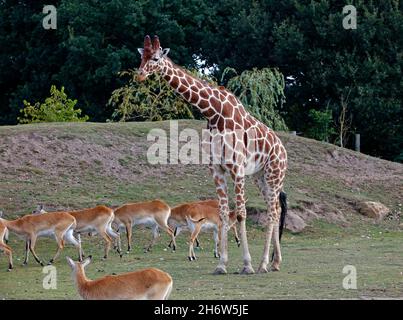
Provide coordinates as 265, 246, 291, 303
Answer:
271, 191, 287, 262
278, 191, 287, 241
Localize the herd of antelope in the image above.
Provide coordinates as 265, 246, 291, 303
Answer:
0, 198, 241, 300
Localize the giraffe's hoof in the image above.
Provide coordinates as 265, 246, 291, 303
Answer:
22, 262, 28, 267
40, 262, 45, 267
213, 266, 227, 275
240, 266, 255, 275
102, 256, 108, 261
257, 266, 269, 274
47, 260, 53, 266
270, 264, 281, 272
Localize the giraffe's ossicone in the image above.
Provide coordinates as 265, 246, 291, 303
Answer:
138, 35, 287, 275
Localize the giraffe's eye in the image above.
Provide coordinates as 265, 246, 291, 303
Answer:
151, 57, 159, 62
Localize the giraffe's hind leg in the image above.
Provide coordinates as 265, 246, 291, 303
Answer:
254, 165, 285, 273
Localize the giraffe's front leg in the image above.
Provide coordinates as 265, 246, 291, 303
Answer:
211, 165, 230, 275
232, 171, 254, 275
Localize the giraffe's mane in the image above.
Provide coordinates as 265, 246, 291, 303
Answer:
166, 58, 225, 92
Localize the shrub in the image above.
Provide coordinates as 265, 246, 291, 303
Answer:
109, 69, 211, 122
18, 86, 88, 124
306, 109, 335, 142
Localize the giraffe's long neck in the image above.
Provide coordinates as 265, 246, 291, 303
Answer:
160, 59, 228, 121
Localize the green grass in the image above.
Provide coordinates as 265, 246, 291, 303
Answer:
0, 120, 402, 300
1, 220, 403, 300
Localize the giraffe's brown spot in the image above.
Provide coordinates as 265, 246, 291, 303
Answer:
198, 98, 209, 110
182, 78, 190, 87
183, 90, 191, 100
171, 76, 179, 88
199, 89, 209, 100
190, 85, 198, 92
203, 107, 215, 118
211, 114, 220, 126
177, 70, 184, 78
267, 132, 275, 146
228, 95, 237, 106
213, 90, 220, 99
274, 144, 280, 155
177, 85, 187, 93
185, 75, 194, 86
221, 102, 234, 119
167, 68, 173, 76
225, 119, 235, 130
190, 91, 199, 104
195, 81, 203, 90
206, 87, 213, 95
217, 116, 225, 130
209, 97, 221, 112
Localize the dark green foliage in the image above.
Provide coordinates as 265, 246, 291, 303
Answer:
18, 85, 88, 123
0, 0, 401, 161
306, 109, 336, 143
108, 70, 195, 121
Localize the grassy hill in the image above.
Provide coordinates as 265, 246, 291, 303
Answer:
0, 120, 402, 299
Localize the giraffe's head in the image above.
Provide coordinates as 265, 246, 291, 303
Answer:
137, 35, 170, 82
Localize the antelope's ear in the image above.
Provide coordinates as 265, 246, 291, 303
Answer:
137, 48, 144, 56
162, 48, 170, 57
82, 256, 92, 268
66, 257, 75, 269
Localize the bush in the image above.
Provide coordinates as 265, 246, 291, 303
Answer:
306, 109, 335, 142
221, 67, 288, 131
18, 86, 88, 124
109, 69, 207, 122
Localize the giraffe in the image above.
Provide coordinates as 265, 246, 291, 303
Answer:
137, 35, 287, 274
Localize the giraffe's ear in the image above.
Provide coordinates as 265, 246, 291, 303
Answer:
137, 48, 144, 56
162, 48, 170, 57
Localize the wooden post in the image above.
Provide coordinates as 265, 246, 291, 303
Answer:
355, 134, 360, 152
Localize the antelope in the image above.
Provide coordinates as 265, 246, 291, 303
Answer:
0, 210, 82, 266
0, 211, 13, 271
113, 199, 176, 253
33, 204, 121, 259
66, 255, 173, 300
169, 200, 241, 261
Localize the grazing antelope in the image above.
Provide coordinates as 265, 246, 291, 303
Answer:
0, 210, 82, 266
113, 200, 176, 253
0, 211, 13, 271
66, 256, 173, 300
169, 200, 241, 261
34, 204, 121, 259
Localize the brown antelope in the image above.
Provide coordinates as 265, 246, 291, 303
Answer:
113, 200, 176, 253
0, 210, 82, 266
169, 200, 241, 261
34, 204, 121, 259
66, 255, 173, 300
0, 211, 13, 271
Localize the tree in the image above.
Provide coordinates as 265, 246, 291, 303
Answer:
18, 85, 88, 123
